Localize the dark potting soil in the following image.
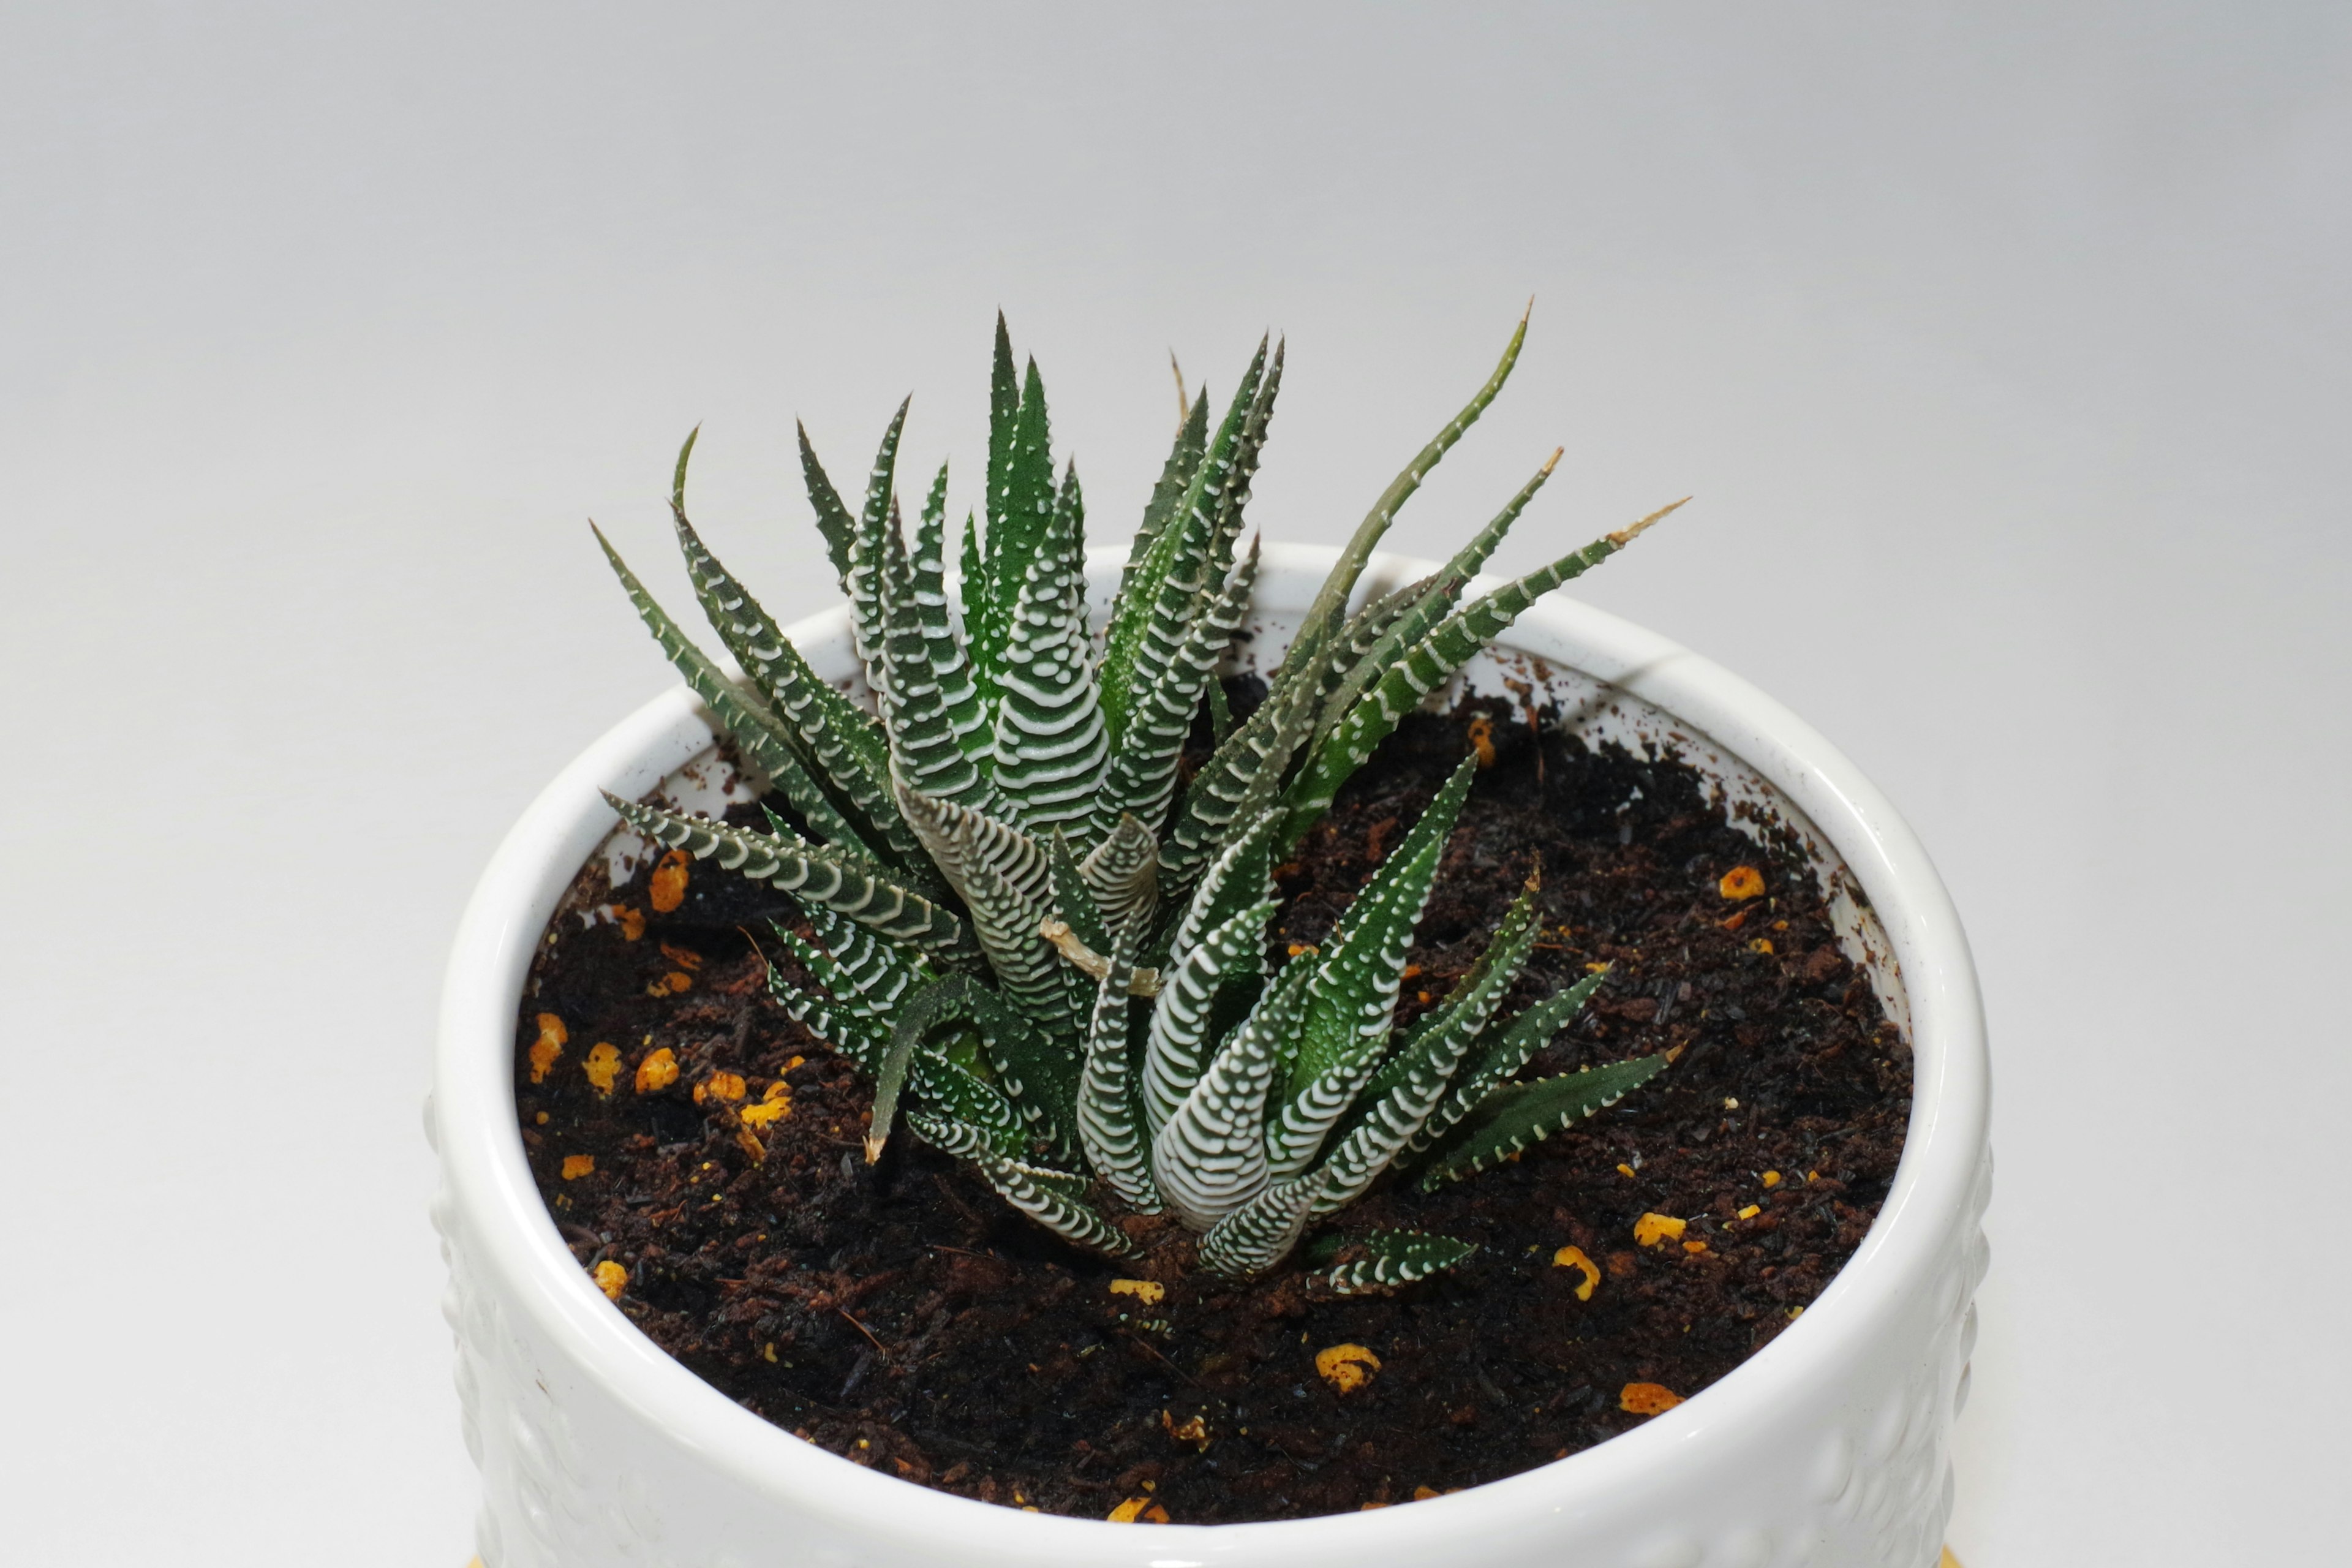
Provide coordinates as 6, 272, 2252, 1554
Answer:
514, 697, 1910, 1523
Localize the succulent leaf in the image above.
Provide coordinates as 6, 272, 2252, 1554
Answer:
1167, 807, 1281, 970
1078, 813, 1159, 935
664, 507, 930, 872
1095, 540, 1261, 838
607, 793, 979, 963
795, 420, 859, 597
1284, 504, 1681, 843
1156, 654, 1322, 894
843, 399, 911, 690
1403, 968, 1611, 1157
1264, 758, 1472, 1177
906, 1111, 1134, 1257
1076, 919, 1162, 1213
990, 462, 1110, 838
910, 461, 991, 762
1099, 338, 1278, 740
1285, 308, 1529, 674
1196, 1167, 1323, 1280
892, 784, 1074, 1036
1415, 1054, 1672, 1189
1309, 876, 1545, 1216
1309, 453, 1562, 753
1140, 899, 1279, 1139
1152, 957, 1311, 1231
592, 524, 894, 868
1115, 388, 1211, 613
1315, 1229, 1477, 1294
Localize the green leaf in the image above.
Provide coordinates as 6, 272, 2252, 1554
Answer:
1315, 1229, 1477, 1294
1195, 1167, 1321, 1280
1283, 306, 1530, 678
1404, 970, 1610, 1157
1150, 956, 1310, 1231
909, 460, 990, 762
604, 791, 977, 965
1264, 757, 1474, 1179
592, 524, 888, 867
905, 1110, 1133, 1257
892, 785, 1074, 1039
1283, 502, 1681, 845
1310, 876, 1545, 1216
843, 398, 911, 687
989, 461, 1110, 839
1157, 655, 1321, 895
1140, 898, 1278, 1137
1098, 337, 1278, 741
1415, 1054, 1672, 1189
1077, 813, 1159, 935
1093, 540, 1260, 839
1308, 451, 1563, 757
1113, 386, 1212, 617
1076, 917, 1161, 1212
795, 420, 858, 596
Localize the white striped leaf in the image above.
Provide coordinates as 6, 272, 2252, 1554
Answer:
1315, 1229, 1476, 1294
1414, 1054, 1670, 1189
606, 793, 978, 964
905, 1110, 1134, 1258
1282, 309, 1529, 679
1308, 877, 1545, 1216
1076, 918, 1161, 1213
1140, 899, 1278, 1139
1283, 506, 1679, 844
1403, 968, 1610, 1158
1195, 1167, 1322, 1280
990, 462, 1109, 839
1152, 957, 1311, 1231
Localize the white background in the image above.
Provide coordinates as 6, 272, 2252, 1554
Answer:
3, 5, 2346, 1564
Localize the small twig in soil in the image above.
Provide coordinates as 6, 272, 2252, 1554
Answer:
1122, 1330, 1199, 1385
837, 1308, 889, 1357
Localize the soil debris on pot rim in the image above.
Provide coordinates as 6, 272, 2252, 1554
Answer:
514, 697, 1911, 1523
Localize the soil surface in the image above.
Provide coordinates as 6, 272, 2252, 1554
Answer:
515, 697, 1910, 1523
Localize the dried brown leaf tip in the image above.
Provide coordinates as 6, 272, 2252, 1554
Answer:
648, 848, 690, 913
633, 1047, 679, 1094
1107, 1496, 1170, 1523
1718, 865, 1765, 901
590, 1260, 628, 1300
529, 1012, 567, 1084
1633, 1212, 1686, 1247
1551, 1245, 1600, 1301
1315, 1342, 1381, 1393
1619, 1381, 1684, 1415
583, 1042, 622, 1094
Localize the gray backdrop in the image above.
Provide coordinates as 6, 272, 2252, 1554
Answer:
4, 4, 2346, 1563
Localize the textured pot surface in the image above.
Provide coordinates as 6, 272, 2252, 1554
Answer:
431, 543, 1991, 1568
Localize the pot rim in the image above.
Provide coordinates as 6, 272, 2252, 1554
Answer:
434, 541, 1987, 1556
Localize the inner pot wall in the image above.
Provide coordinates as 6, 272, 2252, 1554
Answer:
431, 543, 1990, 1568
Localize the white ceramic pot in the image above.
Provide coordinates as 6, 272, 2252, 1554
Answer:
431, 543, 1989, 1568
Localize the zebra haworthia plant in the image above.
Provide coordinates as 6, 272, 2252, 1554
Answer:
597, 311, 1680, 1288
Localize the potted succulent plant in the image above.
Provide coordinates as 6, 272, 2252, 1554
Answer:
429, 313, 1990, 1568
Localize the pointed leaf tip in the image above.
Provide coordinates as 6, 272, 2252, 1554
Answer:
1608, 498, 1687, 548
672, 426, 701, 510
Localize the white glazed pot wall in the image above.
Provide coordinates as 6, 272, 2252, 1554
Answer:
431, 544, 1991, 1568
